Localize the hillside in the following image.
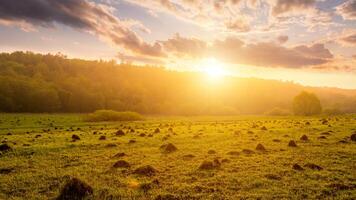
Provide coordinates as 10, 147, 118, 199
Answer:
0, 51, 355, 114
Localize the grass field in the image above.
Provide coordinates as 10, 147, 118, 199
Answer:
0, 114, 355, 199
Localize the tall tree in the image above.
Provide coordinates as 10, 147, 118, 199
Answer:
293, 91, 322, 116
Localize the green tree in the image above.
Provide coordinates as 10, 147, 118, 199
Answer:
293, 91, 322, 116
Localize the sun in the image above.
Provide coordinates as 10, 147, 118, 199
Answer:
201, 58, 226, 79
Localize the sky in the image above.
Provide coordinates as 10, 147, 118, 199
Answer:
0, 0, 355, 88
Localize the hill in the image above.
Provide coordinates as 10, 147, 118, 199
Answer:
0, 51, 355, 114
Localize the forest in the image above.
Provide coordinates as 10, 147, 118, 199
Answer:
0, 51, 355, 115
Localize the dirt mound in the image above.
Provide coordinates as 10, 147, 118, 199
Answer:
198, 159, 221, 170
227, 151, 240, 156
242, 149, 255, 154
182, 154, 195, 160
261, 126, 267, 131
198, 161, 214, 170
321, 119, 328, 125
113, 160, 130, 168
133, 165, 157, 176
154, 128, 160, 133
115, 130, 125, 136
0, 167, 14, 174
0, 143, 11, 152
105, 143, 117, 148
304, 163, 323, 170
207, 150, 216, 154
71, 134, 80, 141
265, 174, 281, 180
56, 177, 93, 200
292, 164, 304, 171
99, 136, 106, 140
159, 143, 178, 153
288, 140, 297, 147
300, 135, 308, 141
256, 143, 266, 151
351, 133, 356, 141
113, 152, 126, 158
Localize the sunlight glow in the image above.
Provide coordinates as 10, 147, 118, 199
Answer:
201, 58, 227, 79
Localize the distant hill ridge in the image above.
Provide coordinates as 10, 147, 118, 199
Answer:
0, 51, 355, 114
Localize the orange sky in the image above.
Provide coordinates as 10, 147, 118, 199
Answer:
0, 0, 355, 88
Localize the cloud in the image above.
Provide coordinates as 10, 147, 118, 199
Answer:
271, 0, 316, 16
312, 65, 356, 73
160, 33, 207, 58
0, 0, 164, 57
225, 18, 251, 32
293, 43, 333, 59
336, 0, 356, 20
0, 0, 344, 70
158, 34, 333, 68
213, 40, 331, 68
124, 0, 251, 32
340, 33, 356, 46
267, 0, 335, 31
277, 35, 289, 43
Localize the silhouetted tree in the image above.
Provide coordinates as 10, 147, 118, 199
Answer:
293, 91, 322, 115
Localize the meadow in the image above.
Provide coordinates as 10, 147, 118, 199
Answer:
0, 114, 355, 199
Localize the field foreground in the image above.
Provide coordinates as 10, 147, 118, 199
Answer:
0, 114, 355, 199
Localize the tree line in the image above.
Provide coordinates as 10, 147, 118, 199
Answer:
0, 51, 355, 115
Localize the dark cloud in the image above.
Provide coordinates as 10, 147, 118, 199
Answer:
336, 0, 356, 20
272, 0, 316, 16
0, 0, 165, 57
0, 0, 113, 29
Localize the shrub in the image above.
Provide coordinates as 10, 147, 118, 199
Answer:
84, 110, 144, 122
264, 107, 291, 116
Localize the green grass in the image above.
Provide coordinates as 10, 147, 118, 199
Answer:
0, 114, 355, 199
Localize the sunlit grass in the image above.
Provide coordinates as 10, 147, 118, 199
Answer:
0, 114, 355, 199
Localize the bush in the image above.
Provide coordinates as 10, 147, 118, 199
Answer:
84, 110, 144, 122
264, 107, 291, 116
